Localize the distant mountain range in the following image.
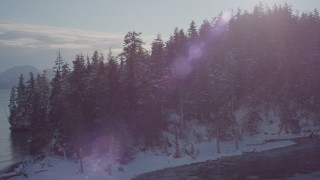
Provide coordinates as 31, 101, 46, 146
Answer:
0, 65, 54, 89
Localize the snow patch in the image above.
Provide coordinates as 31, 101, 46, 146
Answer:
8, 136, 296, 180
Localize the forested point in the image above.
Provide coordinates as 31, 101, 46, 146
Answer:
8, 4, 320, 163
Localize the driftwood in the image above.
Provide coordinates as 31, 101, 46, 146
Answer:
246, 138, 292, 146
243, 148, 256, 155
0, 171, 27, 179
33, 169, 48, 174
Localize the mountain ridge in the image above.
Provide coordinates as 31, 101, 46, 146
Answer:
0, 65, 53, 89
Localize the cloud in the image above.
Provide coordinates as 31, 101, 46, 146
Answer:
0, 38, 41, 48
0, 20, 155, 72
0, 21, 154, 51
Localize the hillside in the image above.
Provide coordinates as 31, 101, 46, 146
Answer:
0, 66, 53, 89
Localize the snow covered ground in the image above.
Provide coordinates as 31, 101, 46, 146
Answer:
288, 171, 320, 179
5, 133, 305, 180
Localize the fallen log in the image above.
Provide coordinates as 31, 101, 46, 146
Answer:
0, 171, 27, 179
34, 169, 48, 174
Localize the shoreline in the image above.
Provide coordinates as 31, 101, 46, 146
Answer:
1, 136, 313, 179
135, 136, 319, 179
1, 161, 22, 174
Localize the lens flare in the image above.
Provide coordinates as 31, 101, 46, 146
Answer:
188, 43, 204, 61
171, 57, 192, 79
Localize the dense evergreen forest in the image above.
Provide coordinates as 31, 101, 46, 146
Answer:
8, 4, 320, 163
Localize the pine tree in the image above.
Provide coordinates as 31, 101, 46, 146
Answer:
188, 20, 198, 41
150, 34, 166, 79
121, 31, 146, 112
54, 51, 64, 74
35, 71, 50, 127
14, 74, 29, 130
8, 86, 17, 127
27, 72, 52, 154
64, 54, 88, 149
48, 52, 69, 153
106, 48, 121, 115
26, 72, 36, 126
16, 74, 26, 109
199, 19, 212, 41
122, 31, 145, 85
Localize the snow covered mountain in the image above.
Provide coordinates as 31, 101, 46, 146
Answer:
0, 65, 53, 89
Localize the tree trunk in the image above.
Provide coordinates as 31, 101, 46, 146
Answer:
200, 103, 204, 122
234, 128, 239, 150
174, 124, 180, 158
217, 128, 220, 154
161, 101, 164, 121
63, 147, 67, 159
266, 100, 270, 122
78, 148, 84, 173
179, 94, 184, 134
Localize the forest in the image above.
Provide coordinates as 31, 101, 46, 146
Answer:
7, 4, 320, 164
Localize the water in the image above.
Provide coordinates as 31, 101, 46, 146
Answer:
0, 89, 28, 173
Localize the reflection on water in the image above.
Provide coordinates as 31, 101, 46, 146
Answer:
0, 89, 29, 173
0, 131, 29, 173
10, 131, 30, 160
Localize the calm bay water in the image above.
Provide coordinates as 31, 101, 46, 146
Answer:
0, 89, 28, 173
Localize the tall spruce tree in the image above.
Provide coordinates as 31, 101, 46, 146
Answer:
8, 86, 17, 127
150, 34, 166, 79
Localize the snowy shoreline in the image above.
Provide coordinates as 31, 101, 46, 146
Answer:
2, 162, 20, 174
2, 133, 313, 180
136, 136, 320, 179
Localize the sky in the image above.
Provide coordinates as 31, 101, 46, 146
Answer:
0, 0, 319, 72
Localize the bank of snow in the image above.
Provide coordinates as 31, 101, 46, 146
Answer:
7, 133, 301, 180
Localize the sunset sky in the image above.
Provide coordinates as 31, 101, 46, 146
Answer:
0, 0, 319, 72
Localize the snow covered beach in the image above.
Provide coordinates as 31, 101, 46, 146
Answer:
136, 136, 320, 179
2, 133, 311, 180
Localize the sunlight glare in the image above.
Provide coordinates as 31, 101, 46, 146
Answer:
222, 10, 232, 22
188, 43, 204, 61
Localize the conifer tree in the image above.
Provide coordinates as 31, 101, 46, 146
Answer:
150, 34, 166, 79
8, 86, 17, 127
15, 74, 29, 129
188, 20, 198, 41
26, 72, 36, 125
48, 52, 69, 151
